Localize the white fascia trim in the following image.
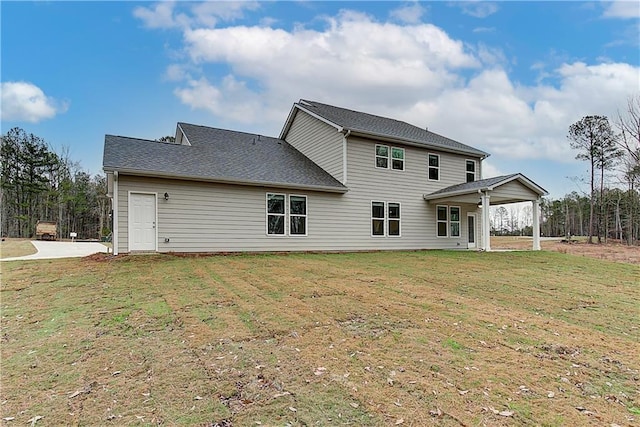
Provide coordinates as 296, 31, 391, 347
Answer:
278, 103, 299, 139
292, 104, 344, 133
109, 169, 349, 194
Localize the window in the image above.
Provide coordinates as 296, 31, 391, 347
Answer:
391, 148, 405, 170
375, 145, 389, 169
437, 205, 448, 237
289, 195, 307, 236
267, 193, 285, 235
466, 160, 476, 183
450, 207, 461, 237
372, 201, 401, 237
388, 203, 401, 236
372, 201, 385, 236
376, 145, 404, 170
428, 154, 440, 181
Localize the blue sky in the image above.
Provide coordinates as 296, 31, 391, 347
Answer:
1, 1, 639, 199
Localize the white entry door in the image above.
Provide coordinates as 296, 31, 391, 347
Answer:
130, 193, 156, 251
467, 213, 477, 249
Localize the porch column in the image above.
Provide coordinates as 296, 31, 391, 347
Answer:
532, 198, 541, 251
481, 192, 491, 251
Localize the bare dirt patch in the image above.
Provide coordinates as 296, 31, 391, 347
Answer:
492, 236, 640, 265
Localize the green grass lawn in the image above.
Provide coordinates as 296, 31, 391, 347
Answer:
0, 239, 37, 259
1, 251, 638, 426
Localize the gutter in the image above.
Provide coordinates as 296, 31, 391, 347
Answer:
103, 167, 349, 194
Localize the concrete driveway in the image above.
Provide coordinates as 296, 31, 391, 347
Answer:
1, 240, 108, 261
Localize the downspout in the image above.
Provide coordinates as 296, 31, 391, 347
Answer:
341, 129, 351, 185
113, 171, 119, 255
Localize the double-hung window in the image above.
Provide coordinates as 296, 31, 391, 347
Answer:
267, 194, 286, 235
375, 145, 389, 169
450, 207, 461, 237
289, 195, 307, 236
267, 193, 307, 236
437, 205, 448, 237
372, 201, 401, 237
466, 160, 476, 183
375, 145, 405, 170
436, 205, 461, 238
388, 203, 401, 236
428, 154, 440, 181
372, 201, 385, 236
391, 148, 404, 170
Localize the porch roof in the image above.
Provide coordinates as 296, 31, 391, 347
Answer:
423, 173, 548, 205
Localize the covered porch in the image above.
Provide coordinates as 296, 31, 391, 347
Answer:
424, 174, 549, 251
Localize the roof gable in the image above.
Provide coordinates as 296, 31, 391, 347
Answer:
423, 173, 548, 203
103, 123, 347, 193
281, 99, 488, 158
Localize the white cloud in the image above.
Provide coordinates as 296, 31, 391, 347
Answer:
457, 2, 499, 18
602, 0, 640, 19
133, 1, 260, 29
1, 81, 68, 123
133, 1, 180, 29
140, 6, 639, 168
390, 2, 427, 24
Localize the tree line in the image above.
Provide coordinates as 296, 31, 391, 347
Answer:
491, 95, 640, 245
1, 127, 110, 240
2, 95, 639, 244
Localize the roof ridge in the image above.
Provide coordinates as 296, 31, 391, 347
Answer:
179, 122, 278, 140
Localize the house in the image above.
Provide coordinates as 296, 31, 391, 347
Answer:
103, 99, 547, 255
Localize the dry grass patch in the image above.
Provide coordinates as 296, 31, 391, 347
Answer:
0, 239, 37, 259
1, 251, 638, 426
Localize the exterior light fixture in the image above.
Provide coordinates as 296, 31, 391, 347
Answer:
164, 192, 169, 200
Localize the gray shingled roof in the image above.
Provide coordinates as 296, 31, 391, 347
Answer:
296, 100, 488, 157
103, 123, 347, 192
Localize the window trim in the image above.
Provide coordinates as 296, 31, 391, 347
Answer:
391, 147, 405, 171
436, 205, 448, 238
428, 153, 440, 181
289, 194, 308, 237
465, 159, 477, 183
266, 193, 286, 236
375, 144, 390, 169
372, 201, 401, 237
449, 206, 461, 238
371, 200, 386, 237
388, 202, 401, 237
376, 145, 405, 171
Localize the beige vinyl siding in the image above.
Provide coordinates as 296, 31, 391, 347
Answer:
115, 136, 484, 253
491, 180, 540, 202
339, 137, 477, 250
284, 110, 344, 182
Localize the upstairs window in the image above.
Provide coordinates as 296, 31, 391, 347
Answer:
428, 154, 440, 181
375, 145, 389, 169
267, 194, 285, 235
391, 148, 405, 170
376, 145, 405, 170
466, 160, 476, 183
289, 195, 307, 236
